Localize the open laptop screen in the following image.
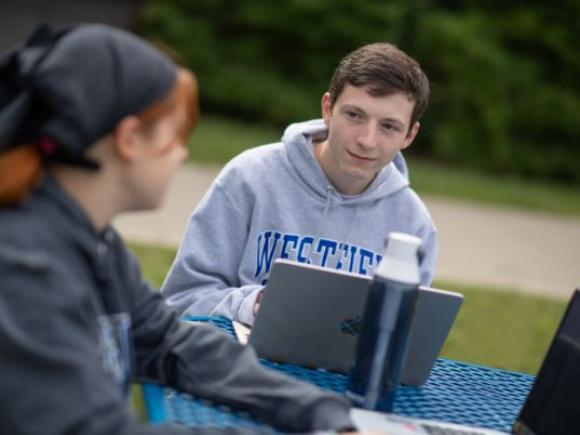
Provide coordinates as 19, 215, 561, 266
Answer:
514, 289, 580, 434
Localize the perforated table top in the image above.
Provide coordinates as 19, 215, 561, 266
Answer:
142, 317, 534, 433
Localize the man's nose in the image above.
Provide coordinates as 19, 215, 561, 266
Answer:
356, 123, 379, 149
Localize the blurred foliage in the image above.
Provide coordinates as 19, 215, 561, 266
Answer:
139, 0, 580, 185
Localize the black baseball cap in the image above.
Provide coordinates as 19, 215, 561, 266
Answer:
0, 23, 178, 168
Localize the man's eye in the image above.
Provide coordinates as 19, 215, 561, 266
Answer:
346, 111, 361, 120
381, 123, 398, 132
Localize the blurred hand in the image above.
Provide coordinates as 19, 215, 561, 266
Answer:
253, 290, 264, 317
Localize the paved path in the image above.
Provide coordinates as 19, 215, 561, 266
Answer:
114, 163, 580, 300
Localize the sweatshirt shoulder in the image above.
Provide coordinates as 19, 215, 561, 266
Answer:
0, 209, 73, 290
404, 187, 431, 213
0, 207, 58, 248
388, 186, 435, 229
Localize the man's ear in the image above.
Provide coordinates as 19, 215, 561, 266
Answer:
321, 92, 332, 126
112, 116, 142, 161
403, 121, 420, 149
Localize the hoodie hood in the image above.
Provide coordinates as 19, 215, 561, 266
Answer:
283, 119, 410, 204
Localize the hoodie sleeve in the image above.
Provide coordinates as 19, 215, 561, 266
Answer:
0, 241, 248, 435
162, 182, 261, 325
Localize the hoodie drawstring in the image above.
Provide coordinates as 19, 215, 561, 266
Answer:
342, 204, 360, 249
323, 186, 333, 216
331, 203, 360, 270
306, 186, 334, 264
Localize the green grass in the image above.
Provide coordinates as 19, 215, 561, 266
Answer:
189, 115, 280, 164
187, 115, 580, 218
128, 242, 567, 375
129, 242, 177, 288
435, 280, 567, 374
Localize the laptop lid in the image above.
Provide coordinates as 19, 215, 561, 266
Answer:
249, 259, 463, 386
513, 289, 580, 434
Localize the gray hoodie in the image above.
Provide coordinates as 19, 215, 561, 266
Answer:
163, 119, 437, 325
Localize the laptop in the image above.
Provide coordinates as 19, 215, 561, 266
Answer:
246, 259, 463, 386
350, 289, 580, 434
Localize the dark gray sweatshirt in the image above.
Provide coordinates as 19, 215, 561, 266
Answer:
0, 175, 354, 434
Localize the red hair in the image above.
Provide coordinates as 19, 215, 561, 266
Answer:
0, 145, 43, 206
0, 67, 199, 207
138, 68, 199, 147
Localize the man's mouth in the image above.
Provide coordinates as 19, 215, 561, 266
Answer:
347, 150, 375, 162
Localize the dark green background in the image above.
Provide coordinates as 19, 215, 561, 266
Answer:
140, 0, 580, 185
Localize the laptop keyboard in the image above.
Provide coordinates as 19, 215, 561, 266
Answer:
421, 423, 487, 435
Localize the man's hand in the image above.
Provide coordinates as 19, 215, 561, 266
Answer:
253, 290, 264, 317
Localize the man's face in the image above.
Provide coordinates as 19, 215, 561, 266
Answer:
316, 84, 419, 195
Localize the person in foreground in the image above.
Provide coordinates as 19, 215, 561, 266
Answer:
162, 43, 437, 326
0, 24, 357, 434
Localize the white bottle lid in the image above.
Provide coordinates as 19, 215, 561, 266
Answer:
375, 232, 422, 284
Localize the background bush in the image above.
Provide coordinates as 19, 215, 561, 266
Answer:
139, 0, 580, 185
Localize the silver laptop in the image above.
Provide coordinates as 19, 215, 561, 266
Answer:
350, 289, 580, 434
247, 259, 463, 387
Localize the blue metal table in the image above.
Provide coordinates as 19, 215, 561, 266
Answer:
142, 317, 534, 433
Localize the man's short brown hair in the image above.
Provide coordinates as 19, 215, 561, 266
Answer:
328, 43, 430, 128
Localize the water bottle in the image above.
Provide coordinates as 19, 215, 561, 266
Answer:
346, 232, 422, 412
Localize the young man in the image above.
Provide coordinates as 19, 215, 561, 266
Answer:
163, 43, 437, 326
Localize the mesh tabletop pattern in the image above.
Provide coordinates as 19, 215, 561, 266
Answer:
143, 384, 269, 430
142, 317, 534, 433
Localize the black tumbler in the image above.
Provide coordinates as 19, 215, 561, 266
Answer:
346, 232, 422, 412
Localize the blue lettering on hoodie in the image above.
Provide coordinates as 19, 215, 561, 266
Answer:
255, 231, 382, 278
255, 231, 281, 276
316, 239, 338, 267
358, 248, 374, 275
297, 236, 314, 264
280, 234, 299, 259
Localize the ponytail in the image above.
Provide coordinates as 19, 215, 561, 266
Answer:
0, 145, 43, 207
